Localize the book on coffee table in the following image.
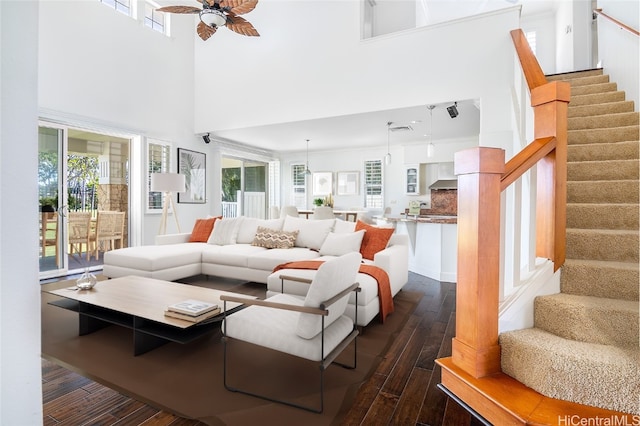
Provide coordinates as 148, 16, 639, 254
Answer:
167, 299, 218, 316
164, 306, 221, 323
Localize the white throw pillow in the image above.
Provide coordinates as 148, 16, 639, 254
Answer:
282, 216, 335, 250
236, 217, 284, 244
333, 219, 356, 233
208, 217, 244, 245
319, 230, 366, 256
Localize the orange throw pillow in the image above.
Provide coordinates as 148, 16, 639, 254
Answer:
188, 217, 219, 242
355, 220, 394, 260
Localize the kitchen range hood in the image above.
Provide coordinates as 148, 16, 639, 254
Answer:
428, 162, 458, 190
429, 179, 458, 190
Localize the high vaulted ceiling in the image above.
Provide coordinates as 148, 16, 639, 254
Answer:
188, 0, 557, 153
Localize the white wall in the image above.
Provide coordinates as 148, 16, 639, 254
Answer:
597, 0, 639, 108
0, 1, 43, 423
521, 12, 557, 74
38, 1, 208, 244
194, 3, 521, 158
555, 0, 575, 73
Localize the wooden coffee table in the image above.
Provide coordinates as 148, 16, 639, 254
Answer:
44, 275, 254, 355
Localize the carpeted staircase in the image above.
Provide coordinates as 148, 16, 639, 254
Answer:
500, 69, 640, 414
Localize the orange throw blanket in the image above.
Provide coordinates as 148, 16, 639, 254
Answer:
273, 260, 394, 323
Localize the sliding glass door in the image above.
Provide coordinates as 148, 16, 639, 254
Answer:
38, 121, 132, 279
38, 124, 68, 278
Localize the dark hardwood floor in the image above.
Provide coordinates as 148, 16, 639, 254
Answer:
42, 272, 482, 425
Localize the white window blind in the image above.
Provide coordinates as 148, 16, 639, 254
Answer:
364, 159, 383, 208
147, 139, 171, 212
269, 160, 280, 210
291, 164, 307, 209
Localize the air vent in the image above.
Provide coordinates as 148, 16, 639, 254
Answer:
389, 125, 413, 132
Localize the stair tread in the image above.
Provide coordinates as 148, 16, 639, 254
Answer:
501, 327, 639, 356
568, 159, 639, 165
566, 227, 639, 235
564, 258, 639, 271
537, 293, 639, 312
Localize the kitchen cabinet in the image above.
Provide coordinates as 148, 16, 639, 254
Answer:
404, 164, 420, 195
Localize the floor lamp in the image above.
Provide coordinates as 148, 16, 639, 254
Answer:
151, 172, 185, 235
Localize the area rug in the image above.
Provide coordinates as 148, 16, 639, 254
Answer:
41, 275, 422, 425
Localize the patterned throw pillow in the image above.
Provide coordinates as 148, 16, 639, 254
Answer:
251, 227, 299, 249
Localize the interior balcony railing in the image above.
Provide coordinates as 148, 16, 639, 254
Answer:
435, 26, 570, 417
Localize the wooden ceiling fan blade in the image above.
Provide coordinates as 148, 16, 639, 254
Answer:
197, 0, 216, 6
197, 21, 217, 40
225, 15, 259, 36
156, 5, 201, 14
220, 0, 258, 15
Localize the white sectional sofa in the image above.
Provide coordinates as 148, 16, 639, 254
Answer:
103, 215, 409, 326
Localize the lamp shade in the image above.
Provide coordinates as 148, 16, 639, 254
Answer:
151, 173, 185, 193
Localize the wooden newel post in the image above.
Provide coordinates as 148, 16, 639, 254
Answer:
452, 147, 505, 378
532, 81, 570, 270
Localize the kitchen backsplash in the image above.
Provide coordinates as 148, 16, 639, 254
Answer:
404, 189, 458, 216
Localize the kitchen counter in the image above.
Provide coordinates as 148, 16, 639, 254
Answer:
375, 215, 458, 282
373, 214, 457, 224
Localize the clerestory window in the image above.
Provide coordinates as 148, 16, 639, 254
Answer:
100, 0, 131, 16
145, 1, 168, 35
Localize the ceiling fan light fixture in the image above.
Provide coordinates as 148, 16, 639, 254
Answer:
200, 9, 227, 28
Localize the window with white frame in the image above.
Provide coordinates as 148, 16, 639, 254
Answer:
147, 139, 171, 212
144, 1, 167, 34
291, 164, 307, 209
364, 159, 383, 208
269, 160, 281, 211
100, 0, 132, 16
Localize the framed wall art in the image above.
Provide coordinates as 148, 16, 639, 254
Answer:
312, 171, 333, 196
177, 148, 206, 204
337, 171, 359, 195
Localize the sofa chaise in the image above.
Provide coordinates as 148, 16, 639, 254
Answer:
103, 215, 409, 326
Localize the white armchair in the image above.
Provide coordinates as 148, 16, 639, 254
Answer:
220, 252, 362, 413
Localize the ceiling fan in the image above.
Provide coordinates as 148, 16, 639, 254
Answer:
157, 0, 259, 41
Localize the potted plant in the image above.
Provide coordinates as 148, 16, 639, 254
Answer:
39, 197, 57, 212
313, 198, 324, 207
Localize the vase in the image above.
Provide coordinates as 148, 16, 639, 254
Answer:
76, 268, 97, 290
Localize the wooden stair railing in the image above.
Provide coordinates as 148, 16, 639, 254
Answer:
435, 29, 570, 423
594, 8, 640, 37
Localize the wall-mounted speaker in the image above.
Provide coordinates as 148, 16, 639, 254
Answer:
202, 133, 211, 144
447, 103, 459, 118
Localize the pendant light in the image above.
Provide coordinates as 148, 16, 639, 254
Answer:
426, 105, 436, 158
384, 121, 392, 165
304, 139, 312, 175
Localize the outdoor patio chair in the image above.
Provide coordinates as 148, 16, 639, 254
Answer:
90, 211, 125, 260
68, 211, 92, 261
220, 252, 362, 413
